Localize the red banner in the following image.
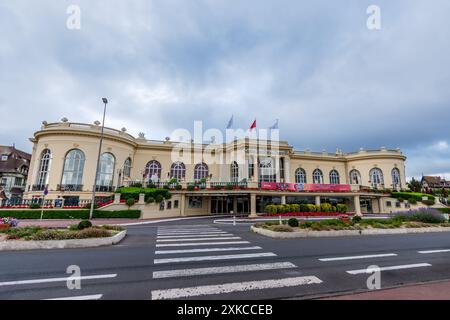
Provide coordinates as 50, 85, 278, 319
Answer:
260, 182, 351, 192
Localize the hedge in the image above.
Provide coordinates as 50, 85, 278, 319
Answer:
438, 208, 450, 214
265, 203, 347, 214
392, 192, 435, 203
0, 210, 141, 219
116, 187, 170, 202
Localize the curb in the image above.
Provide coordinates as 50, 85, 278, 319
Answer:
0, 230, 127, 251
250, 225, 450, 239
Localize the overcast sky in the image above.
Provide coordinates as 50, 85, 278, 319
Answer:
1, 1, 449, 180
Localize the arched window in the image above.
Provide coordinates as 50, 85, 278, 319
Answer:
36, 149, 51, 187
391, 168, 401, 189
145, 160, 161, 181
194, 163, 209, 181
231, 162, 239, 182
170, 162, 186, 181
123, 158, 132, 178
259, 158, 276, 182
61, 149, 85, 186
96, 153, 115, 186
329, 170, 340, 184
349, 169, 361, 185
313, 169, 324, 184
295, 168, 307, 184
369, 168, 384, 187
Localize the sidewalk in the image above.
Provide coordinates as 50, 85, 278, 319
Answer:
18, 219, 151, 228
321, 280, 450, 300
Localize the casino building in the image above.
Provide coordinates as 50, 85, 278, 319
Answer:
23, 119, 408, 218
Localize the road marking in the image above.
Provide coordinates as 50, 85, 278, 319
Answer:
157, 231, 227, 236
0, 274, 117, 287
156, 241, 250, 247
45, 294, 103, 300
157, 237, 240, 242
347, 263, 432, 275
418, 249, 450, 254
154, 252, 276, 264
157, 234, 234, 239
152, 262, 297, 279
155, 246, 262, 255
151, 276, 322, 300
319, 253, 398, 262
157, 228, 220, 232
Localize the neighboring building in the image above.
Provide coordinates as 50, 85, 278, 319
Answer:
421, 176, 450, 191
23, 120, 408, 215
0, 145, 31, 201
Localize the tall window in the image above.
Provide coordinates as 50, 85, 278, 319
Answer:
391, 168, 401, 189
231, 161, 239, 182
194, 163, 209, 181
312, 169, 324, 184
170, 162, 186, 181
36, 149, 51, 186
329, 170, 340, 184
96, 153, 115, 186
123, 158, 132, 178
248, 157, 255, 178
259, 158, 276, 182
349, 169, 361, 185
295, 168, 307, 184
61, 149, 85, 186
369, 168, 384, 187
145, 160, 162, 181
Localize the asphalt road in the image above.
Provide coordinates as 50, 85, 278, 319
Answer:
1, 217, 450, 300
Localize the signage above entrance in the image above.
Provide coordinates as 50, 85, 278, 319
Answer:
260, 182, 351, 192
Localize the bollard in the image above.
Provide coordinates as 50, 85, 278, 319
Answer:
279, 215, 282, 225
233, 216, 236, 226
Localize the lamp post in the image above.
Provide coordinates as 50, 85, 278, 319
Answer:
89, 98, 108, 220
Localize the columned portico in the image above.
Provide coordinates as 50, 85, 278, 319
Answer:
315, 195, 321, 206
249, 193, 257, 217
354, 195, 362, 216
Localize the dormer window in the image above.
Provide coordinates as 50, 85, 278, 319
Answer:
1, 154, 8, 161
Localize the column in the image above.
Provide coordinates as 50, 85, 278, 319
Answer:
284, 157, 291, 183
354, 195, 362, 216
315, 195, 321, 206
233, 196, 238, 214
180, 194, 186, 216
249, 193, 257, 218
275, 157, 281, 183
138, 193, 145, 205
281, 196, 286, 205
378, 197, 384, 214
114, 193, 121, 204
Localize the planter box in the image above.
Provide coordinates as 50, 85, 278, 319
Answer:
0, 224, 10, 231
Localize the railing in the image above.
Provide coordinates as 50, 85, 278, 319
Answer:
57, 184, 83, 192
210, 182, 248, 189
95, 185, 116, 192
32, 184, 47, 191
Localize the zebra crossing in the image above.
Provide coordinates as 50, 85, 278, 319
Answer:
150, 225, 322, 300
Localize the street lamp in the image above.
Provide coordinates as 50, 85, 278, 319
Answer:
89, 98, 108, 220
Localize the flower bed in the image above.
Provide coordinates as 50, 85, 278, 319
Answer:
261, 212, 352, 217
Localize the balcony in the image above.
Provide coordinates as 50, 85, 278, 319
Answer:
57, 184, 83, 192
31, 184, 47, 191
95, 185, 116, 192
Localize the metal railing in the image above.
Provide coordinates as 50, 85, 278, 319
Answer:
57, 184, 83, 192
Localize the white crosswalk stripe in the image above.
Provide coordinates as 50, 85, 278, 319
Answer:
155, 246, 262, 255
151, 276, 323, 300
152, 225, 323, 299
346, 263, 432, 275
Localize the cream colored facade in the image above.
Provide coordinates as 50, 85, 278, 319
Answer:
24, 120, 409, 216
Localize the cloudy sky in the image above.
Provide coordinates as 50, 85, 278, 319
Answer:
1, 0, 449, 180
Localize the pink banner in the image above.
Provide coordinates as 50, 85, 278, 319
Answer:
260, 182, 351, 192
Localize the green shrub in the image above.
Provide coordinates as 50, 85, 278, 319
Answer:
129, 183, 143, 188
175, 184, 182, 190
422, 199, 436, 206
145, 196, 155, 203
299, 204, 310, 212
187, 185, 195, 191
336, 204, 348, 213
408, 198, 418, 205
125, 198, 136, 207
77, 220, 92, 230
291, 204, 300, 212
0, 210, 141, 219
320, 203, 333, 212
265, 204, 278, 214
307, 204, 318, 212
29, 203, 41, 209
287, 218, 299, 227
270, 225, 293, 232
352, 216, 362, 223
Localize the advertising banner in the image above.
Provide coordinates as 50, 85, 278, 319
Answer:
260, 182, 351, 192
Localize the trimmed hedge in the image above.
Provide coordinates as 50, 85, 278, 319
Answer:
392, 192, 435, 204
0, 210, 141, 219
115, 187, 171, 202
265, 203, 348, 214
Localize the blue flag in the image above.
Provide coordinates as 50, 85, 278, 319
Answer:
226, 115, 234, 129
269, 119, 279, 130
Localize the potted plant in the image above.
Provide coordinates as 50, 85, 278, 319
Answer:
0, 217, 19, 230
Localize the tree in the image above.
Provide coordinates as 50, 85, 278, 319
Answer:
407, 178, 422, 192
